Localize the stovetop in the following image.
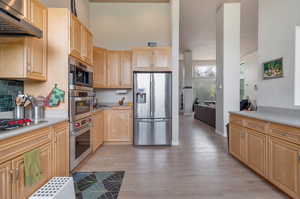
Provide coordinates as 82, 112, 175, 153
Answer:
0, 119, 32, 130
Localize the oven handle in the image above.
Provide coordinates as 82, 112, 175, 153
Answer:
74, 97, 93, 102
71, 125, 91, 136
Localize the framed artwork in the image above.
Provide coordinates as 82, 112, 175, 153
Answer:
263, 58, 283, 80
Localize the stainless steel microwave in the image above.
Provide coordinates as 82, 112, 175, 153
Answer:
69, 57, 93, 89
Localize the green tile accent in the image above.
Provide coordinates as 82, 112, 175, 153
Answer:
0, 80, 24, 112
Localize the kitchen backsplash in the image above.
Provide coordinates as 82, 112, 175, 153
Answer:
95, 89, 133, 104
0, 80, 24, 112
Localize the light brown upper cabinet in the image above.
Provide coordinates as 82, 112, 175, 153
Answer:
69, 14, 93, 66
0, 0, 47, 81
93, 47, 107, 88
94, 49, 132, 89
70, 14, 82, 59
132, 47, 171, 71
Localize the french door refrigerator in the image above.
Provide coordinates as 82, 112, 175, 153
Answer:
134, 72, 172, 146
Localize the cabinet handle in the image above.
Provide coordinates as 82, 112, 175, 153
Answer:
15, 168, 19, 182
9, 170, 14, 183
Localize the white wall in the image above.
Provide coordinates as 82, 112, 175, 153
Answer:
95, 89, 132, 104
241, 52, 259, 101
258, 0, 300, 109
216, 3, 241, 136
171, 0, 180, 145
89, 2, 171, 50
40, 0, 90, 27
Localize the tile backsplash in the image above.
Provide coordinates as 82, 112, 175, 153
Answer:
0, 80, 24, 112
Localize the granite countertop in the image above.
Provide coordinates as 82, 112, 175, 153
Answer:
0, 117, 68, 140
230, 107, 300, 128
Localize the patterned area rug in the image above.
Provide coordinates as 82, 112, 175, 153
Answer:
72, 171, 125, 199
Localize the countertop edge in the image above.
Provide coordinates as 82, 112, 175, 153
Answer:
229, 111, 300, 129
0, 117, 68, 141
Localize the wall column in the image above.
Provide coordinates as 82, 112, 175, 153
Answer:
216, 3, 241, 136
183, 51, 194, 115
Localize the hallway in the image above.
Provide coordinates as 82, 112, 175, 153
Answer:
79, 115, 288, 199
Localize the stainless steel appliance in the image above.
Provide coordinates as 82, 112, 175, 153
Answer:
69, 57, 93, 90
134, 72, 172, 146
70, 117, 92, 170
69, 89, 94, 122
69, 56, 94, 169
0, 0, 42, 37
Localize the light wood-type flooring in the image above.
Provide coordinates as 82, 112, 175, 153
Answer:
78, 115, 289, 199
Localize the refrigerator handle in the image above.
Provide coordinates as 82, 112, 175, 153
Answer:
150, 74, 153, 117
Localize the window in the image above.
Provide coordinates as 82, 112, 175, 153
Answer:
193, 65, 216, 79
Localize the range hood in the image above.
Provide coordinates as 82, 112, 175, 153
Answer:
0, 1, 42, 38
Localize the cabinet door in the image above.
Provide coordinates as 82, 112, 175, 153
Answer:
245, 129, 267, 177
93, 47, 107, 88
26, 0, 47, 81
153, 47, 171, 67
120, 51, 132, 88
53, 123, 69, 177
268, 137, 300, 198
86, 31, 93, 65
107, 51, 121, 88
70, 14, 81, 59
0, 161, 12, 199
92, 111, 104, 152
229, 123, 246, 161
105, 109, 132, 142
132, 48, 153, 68
12, 144, 52, 199
81, 26, 88, 62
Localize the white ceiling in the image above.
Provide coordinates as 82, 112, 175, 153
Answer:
180, 0, 258, 60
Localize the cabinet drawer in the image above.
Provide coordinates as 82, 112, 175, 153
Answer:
230, 114, 244, 126
244, 118, 268, 133
269, 123, 300, 145
0, 127, 52, 164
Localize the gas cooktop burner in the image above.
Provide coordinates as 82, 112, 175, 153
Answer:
0, 119, 32, 130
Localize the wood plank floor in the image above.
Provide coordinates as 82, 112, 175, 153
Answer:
79, 115, 289, 199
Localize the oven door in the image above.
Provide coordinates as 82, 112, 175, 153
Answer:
70, 125, 91, 170
70, 97, 93, 122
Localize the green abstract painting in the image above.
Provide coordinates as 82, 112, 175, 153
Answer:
263, 58, 283, 80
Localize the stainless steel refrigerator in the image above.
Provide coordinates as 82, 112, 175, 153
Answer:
134, 72, 172, 146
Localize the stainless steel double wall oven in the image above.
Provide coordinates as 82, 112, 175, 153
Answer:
69, 57, 94, 170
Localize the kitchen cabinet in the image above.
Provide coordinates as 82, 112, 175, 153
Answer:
229, 123, 246, 161
104, 108, 133, 143
106, 50, 132, 89
245, 129, 267, 177
0, 161, 11, 199
0, 0, 47, 81
12, 143, 52, 199
92, 111, 104, 152
268, 137, 300, 198
69, 15, 93, 66
70, 14, 82, 60
107, 51, 121, 88
132, 47, 171, 71
93, 47, 107, 88
0, 121, 69, 199
229, 113, 300, 199
53, 123, 69, 176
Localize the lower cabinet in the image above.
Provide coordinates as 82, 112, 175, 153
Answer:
0, 121, 69, 199
229, 123, 246, 161
268, 137, 300, 198
53, 123, 70, 176
12, 144, 52, 199
230, 114, 300, 199
0, 161, 11, 199
104, 108, 133, 143
92, 111, 104, 152
245, 129, 267, 177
